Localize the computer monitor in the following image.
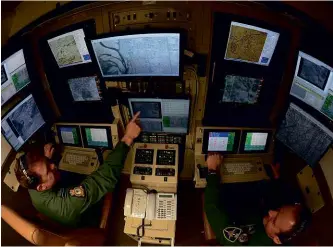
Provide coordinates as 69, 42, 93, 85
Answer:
240, 131, 271, 153
56, 125, 82, 147
221, 75, 263, 104
1, 49, 31, 105
290, 51, 333, 120
224, 21, 280, 66
47, 28, 92, 68
81, 126, 112, 149
68, 76, 102, 102
90, 32, 181, 78
276, 103, 333, 167
1, 94, 45, 151
202, 129, 240, 154
128, 97, 190, 134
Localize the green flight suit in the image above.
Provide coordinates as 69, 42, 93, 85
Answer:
29, 142, 130, 227
204, 174, 274, 246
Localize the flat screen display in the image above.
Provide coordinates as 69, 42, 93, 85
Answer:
91, 33, 180, 77
207, 132, 236, 152
47, 28, 92, 68
225, 22, 280, 66
68, 76, 101, 102
222, 75, 263, 104
276, 103, 333, 167
1, 49, 31, 105
244, 132, 268, 151
1, 95, 45, 151
128, 98, 190, 134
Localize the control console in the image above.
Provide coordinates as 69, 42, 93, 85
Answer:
139, 133, 184, 145
130, 143, 179, 193
135, 149, 154, 164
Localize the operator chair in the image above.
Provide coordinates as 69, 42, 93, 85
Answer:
1, 193, 113, 246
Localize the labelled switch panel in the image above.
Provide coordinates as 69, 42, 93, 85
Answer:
156, 168, 175, 177
133, 166, 153, 175
112, 8, 190, 26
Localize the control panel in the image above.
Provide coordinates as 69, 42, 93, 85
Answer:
112, 8, 190, 27
130, 143, 179, 193
139, 133, 184, 145
156, 168, 176, 177
135, 149, 154, 164
157, 150, 176, 165
133, 166, 153, 175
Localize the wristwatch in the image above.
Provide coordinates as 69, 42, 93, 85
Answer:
208, 169, 217, 176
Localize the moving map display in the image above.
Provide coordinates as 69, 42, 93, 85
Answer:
225, 22, 280, 66
48, 29, 92, 68
1, 94, 45, 151
276, 103, 333, 167
91, 33, 180, 77
1, 49, 31, 105
221, 75, 262, 104
68, 76, 101, 102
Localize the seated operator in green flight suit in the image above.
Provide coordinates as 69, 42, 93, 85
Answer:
204, 153, 311, 245
14, 112, 141, 227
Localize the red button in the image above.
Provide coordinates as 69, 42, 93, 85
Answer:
165, 145, 168, 149
144, 144, 147, 148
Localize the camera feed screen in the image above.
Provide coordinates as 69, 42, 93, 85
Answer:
298, 58, 330, 90
91, 33, 180, 77
221, 75, 262, 104
68, 76, 101, 102
1, 95, 45, 151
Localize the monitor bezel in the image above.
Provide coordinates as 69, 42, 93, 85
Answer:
87, 29, 186, 80
80, 125, 113, 149
239, 130, 272, 154
126, 94, 191, 135
1, 94, 46, 151
56, 125, 83, 147
202, 129, 241, 154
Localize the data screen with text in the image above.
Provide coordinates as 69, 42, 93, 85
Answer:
244, 132, 268, 151
59, 126, 81, 145
207, 132, 235, 152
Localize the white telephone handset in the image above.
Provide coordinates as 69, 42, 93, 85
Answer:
124, 189, 177, 220
124, 188, 147, 218
146, 193, 156, 220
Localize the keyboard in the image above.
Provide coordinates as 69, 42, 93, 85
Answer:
59, 147, 99, 175
64, 152, 90, 167
223, 162, 257, 175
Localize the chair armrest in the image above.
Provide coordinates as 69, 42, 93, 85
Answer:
99, 192, 113, 229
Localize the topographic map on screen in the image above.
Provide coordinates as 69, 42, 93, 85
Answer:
49, 35, 82, 67
276, 103, 333, 167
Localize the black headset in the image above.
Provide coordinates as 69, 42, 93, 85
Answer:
18, 154, 39, 187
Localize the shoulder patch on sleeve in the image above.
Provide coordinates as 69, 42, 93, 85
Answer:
223, 227, 243, 243
70, 186, 85, 198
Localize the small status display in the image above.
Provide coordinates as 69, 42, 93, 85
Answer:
244, 132, 268, 151
207, 132, 235, 152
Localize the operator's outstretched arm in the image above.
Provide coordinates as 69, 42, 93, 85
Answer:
82, 112, 141, 207
204, 154, 230, 245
